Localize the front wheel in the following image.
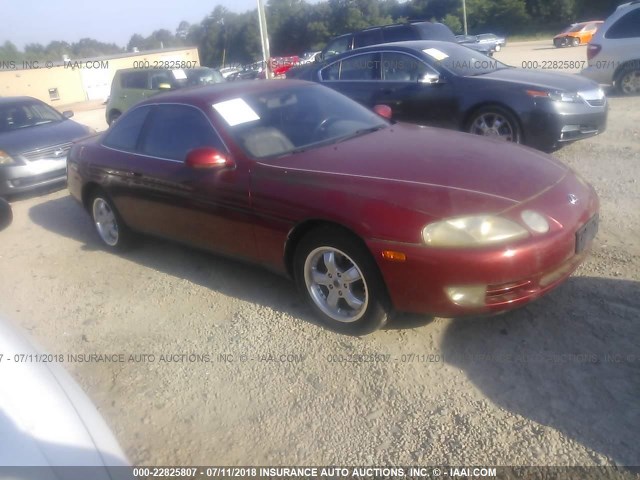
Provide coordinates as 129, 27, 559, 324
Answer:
90, 190, 133, 250
571, 37, 580, 47
294, 226, 389, 335
466, 106, 522, 143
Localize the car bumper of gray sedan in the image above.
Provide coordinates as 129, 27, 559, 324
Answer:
0, 158, 67, 196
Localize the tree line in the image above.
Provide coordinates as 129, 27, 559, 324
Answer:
0, 0, 624, 68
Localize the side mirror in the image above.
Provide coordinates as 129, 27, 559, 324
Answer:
0, 198, 12, 232
62, 110, 74, 119
314, 53, 324, 63
158, 83, 172, 90
418, 73, 443, 85
185, 147, 235, 170
373, 104, 392, 120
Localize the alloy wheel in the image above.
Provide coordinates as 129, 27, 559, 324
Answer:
469, 112, 516, 141
620, 70, 640, 95
303, 246, 369, 323
92, 197, 119, 246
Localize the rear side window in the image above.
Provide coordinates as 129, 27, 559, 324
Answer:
382, 25, 415, 43
102, 106, 151, 151
605, 9, 640, 39
354, 29, 383, 48
120, 71, 148, 89
140, 105, 224, 161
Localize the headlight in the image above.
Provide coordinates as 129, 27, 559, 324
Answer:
0, 150, 15, 165
422, 215, 528, 247
526, 89, 582, 103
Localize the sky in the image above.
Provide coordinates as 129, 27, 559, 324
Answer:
2, 0, 260, 50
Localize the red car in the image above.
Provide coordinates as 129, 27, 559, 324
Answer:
67, 80, 599, 335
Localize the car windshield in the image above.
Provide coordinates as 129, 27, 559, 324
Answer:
183, 68, 225, 86
213, 84, 388, 159
0, 101, 64, 133
563, 24, 584, 33
422, 43, 509, 76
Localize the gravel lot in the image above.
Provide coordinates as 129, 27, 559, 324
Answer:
1, 41, 639, 470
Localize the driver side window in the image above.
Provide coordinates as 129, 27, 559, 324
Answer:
140, 105, 225, 161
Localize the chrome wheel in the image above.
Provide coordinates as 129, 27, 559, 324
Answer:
303, 246, 368, 323
469, 112, 516, 141
92, 197, 119, 246
620, 70, 640, 95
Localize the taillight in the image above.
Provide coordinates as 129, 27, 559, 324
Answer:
587, 44, 601, 61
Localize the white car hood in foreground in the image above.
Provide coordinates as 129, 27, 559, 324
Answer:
0, 318, 130, 480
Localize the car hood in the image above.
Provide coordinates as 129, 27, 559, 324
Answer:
0, 120, 90, 156
0, 318, 130, 478
263, 123, 568, 215
472, 67, 598, 92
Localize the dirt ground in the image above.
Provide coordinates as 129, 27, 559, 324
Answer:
1, 41, 639, 469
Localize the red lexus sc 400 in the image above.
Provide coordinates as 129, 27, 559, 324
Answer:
67, 80, 599, 335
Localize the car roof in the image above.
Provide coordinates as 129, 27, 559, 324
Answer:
0, 96, 39, 105
136, 79, 315, 108
343, 39, 460, 53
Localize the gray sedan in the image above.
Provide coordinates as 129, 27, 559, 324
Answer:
0, 96, 93, 197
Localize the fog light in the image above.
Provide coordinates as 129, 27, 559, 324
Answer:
445, 285, 486, 307
521, 210, 549, 234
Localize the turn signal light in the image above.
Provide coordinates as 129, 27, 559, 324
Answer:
381, 250, 406, 262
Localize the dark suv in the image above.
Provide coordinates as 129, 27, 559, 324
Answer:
317, 21, 485, 61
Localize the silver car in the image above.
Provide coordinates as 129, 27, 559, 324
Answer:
581, 1, 640, 95
0, 96, 93, 197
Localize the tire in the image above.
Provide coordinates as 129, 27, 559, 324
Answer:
0, 198, 12, 231
553, 38, 562, 48
107, 110, 121, 125
571, 37, 580, 47
466, 106, 522, 144
293, 226, 389, 335
90, 189, 133, 250
615, 64, 640, 96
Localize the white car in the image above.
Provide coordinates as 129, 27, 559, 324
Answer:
581, 1, 640, 95
0, 315, 131, 479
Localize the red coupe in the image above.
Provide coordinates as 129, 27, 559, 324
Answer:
67, 80, 599, 335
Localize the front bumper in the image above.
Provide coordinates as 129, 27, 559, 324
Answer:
525, 98, 607, 150
0, 158, 67, 196
368, 172, 599, 317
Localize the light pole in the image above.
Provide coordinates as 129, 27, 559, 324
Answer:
257, 0, 272, 79
462, 0, 468, 35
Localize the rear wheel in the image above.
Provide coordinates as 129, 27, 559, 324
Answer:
107, 110, 121, 125
466, 106, 522, 144
294, 226, 389, 335
616, 64, 640, 96
90, 190, 133, 250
